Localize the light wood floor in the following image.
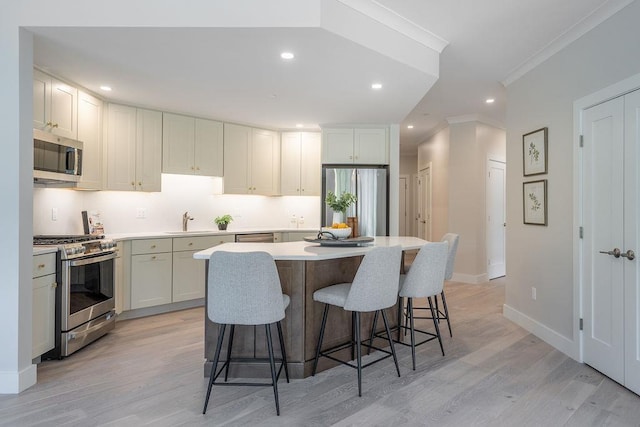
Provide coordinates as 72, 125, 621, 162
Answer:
1, 279, 639, 426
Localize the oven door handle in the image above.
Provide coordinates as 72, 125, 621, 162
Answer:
67, 252, 117, 267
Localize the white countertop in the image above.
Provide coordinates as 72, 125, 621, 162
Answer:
193, 236, 428, 261
106, 227, 318, 241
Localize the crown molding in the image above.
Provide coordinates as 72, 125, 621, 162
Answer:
335, 0, 449, 53
502, 0, 634, 86
446, 114, 504, 129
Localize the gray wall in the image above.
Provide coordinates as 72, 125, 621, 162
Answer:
505, 0, 640, 355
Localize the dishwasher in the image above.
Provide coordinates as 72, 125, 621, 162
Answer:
235, 232, 275, 243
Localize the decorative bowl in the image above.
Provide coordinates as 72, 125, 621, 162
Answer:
320, 226, 352, 239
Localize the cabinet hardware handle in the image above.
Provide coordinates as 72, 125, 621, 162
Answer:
622, 250, 636, 260
151, 245, 156, 249
52, 123, 58, 128
51, 282, 57, 289
191, 166, 195, 170
151, 255, 157, 260
138, 182, 142, 186
188, 242, 193, 246
38, 264, 45, 269
131, 182, 135, 187
46, 121, 53, 127
196, 166, 200, 170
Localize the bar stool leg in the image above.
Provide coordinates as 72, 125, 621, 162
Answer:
265, 323, 280, 416
428, 296, 445, 356
355, 311, 362, 397
312, 304, 329, 376
408, 298, 416, 370
203, 323, 226, 414
351, 311, 356, 361
224, 324, 235, 382
367, 310, 379, 355
440, 290, 453, 337
380, 309, 400, 377
276, 321, 290, 382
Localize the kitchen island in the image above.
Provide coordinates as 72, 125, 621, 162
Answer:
194, 236, 428, 378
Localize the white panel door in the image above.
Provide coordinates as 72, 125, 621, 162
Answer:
582, 96, 625, 384
417, 166, 432, 241
487, 160, 506, 279
623, 89, 640, 393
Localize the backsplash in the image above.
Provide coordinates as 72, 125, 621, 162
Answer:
33, 174, 321, 235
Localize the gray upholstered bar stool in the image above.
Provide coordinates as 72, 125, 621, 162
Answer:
436, 233, 460, 336
311, 245, 402, 397
202, 251, 290, 416
379, 241, 448, 370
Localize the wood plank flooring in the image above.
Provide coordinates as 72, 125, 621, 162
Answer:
1, 278, 639, 426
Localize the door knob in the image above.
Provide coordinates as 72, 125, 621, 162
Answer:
622, 250, 635, 260
599, 248, 621, 258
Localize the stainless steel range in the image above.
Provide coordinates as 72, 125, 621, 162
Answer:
34, 235, 117, 357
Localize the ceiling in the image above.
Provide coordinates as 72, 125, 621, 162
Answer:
29, 0, 628, 154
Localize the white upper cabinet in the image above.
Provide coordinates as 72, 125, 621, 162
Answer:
322, 127, 389, 164
105, 104, 162, 192
76, 90, 103, 190
281, 132, 321, 196
223, 123, 280, 195
33, 69, 78, 139
162, 113, 223, 176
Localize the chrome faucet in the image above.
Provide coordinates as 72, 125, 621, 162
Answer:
182, 211, 194, 231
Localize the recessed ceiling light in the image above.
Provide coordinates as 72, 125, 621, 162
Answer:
100, 86, 112, 92
280, 52, 294, 60
486, 98, 495, 104
371, 83, 383, 90
407, 125, 414, 129
295, 124, 303, 128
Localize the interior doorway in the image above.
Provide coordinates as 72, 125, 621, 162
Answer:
416, 164, 432, 241
487, 159, 506, 279
399, 175, 408, 236
580, 87, 640, 396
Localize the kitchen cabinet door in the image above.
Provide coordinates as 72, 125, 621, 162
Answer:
162, 113, 195, 175
223, 123, 251, 194
77, 90, 103, 190
106, 104, 137, 191
135, 108, 162, 191
32, 253, 57, 359
194, 118, 223, 176
172, 250, 204, 302
130, 252, 172, 309
322, 128, 354, 164
33, 69, 78, 139
281, 132, 320, 196
354, 128, 388, 164
300, 132, 321, 195
250, 128, 280, 195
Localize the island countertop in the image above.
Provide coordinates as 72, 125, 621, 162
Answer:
193, 236, 428, 261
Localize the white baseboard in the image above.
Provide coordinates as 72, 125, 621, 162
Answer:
451, 272, 489, 284
0, 363, 37, 394
503, 304, 579, 360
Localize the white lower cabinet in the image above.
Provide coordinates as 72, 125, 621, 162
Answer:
32, 253, 56, 359
130, 239, 173, 309
172, 235, 235, 302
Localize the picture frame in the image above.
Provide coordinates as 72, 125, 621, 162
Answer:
523, 180, 547, 225
523, 127, 548, 176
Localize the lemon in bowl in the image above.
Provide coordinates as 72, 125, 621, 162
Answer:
321, 225, 352, 239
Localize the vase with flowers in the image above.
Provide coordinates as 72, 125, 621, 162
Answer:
325, 191, 357, 225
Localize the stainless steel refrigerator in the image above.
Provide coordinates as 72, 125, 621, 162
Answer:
322, 166, 389, 236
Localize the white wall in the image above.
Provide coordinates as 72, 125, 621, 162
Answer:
417, 126, 450, 241
33, 175, 321, 235
505, 0, 640, 357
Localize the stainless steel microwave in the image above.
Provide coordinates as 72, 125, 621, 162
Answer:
33, 129, 83, 184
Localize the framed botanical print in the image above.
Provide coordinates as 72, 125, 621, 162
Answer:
523, 180, 547, 225
523, 127, 548, 176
